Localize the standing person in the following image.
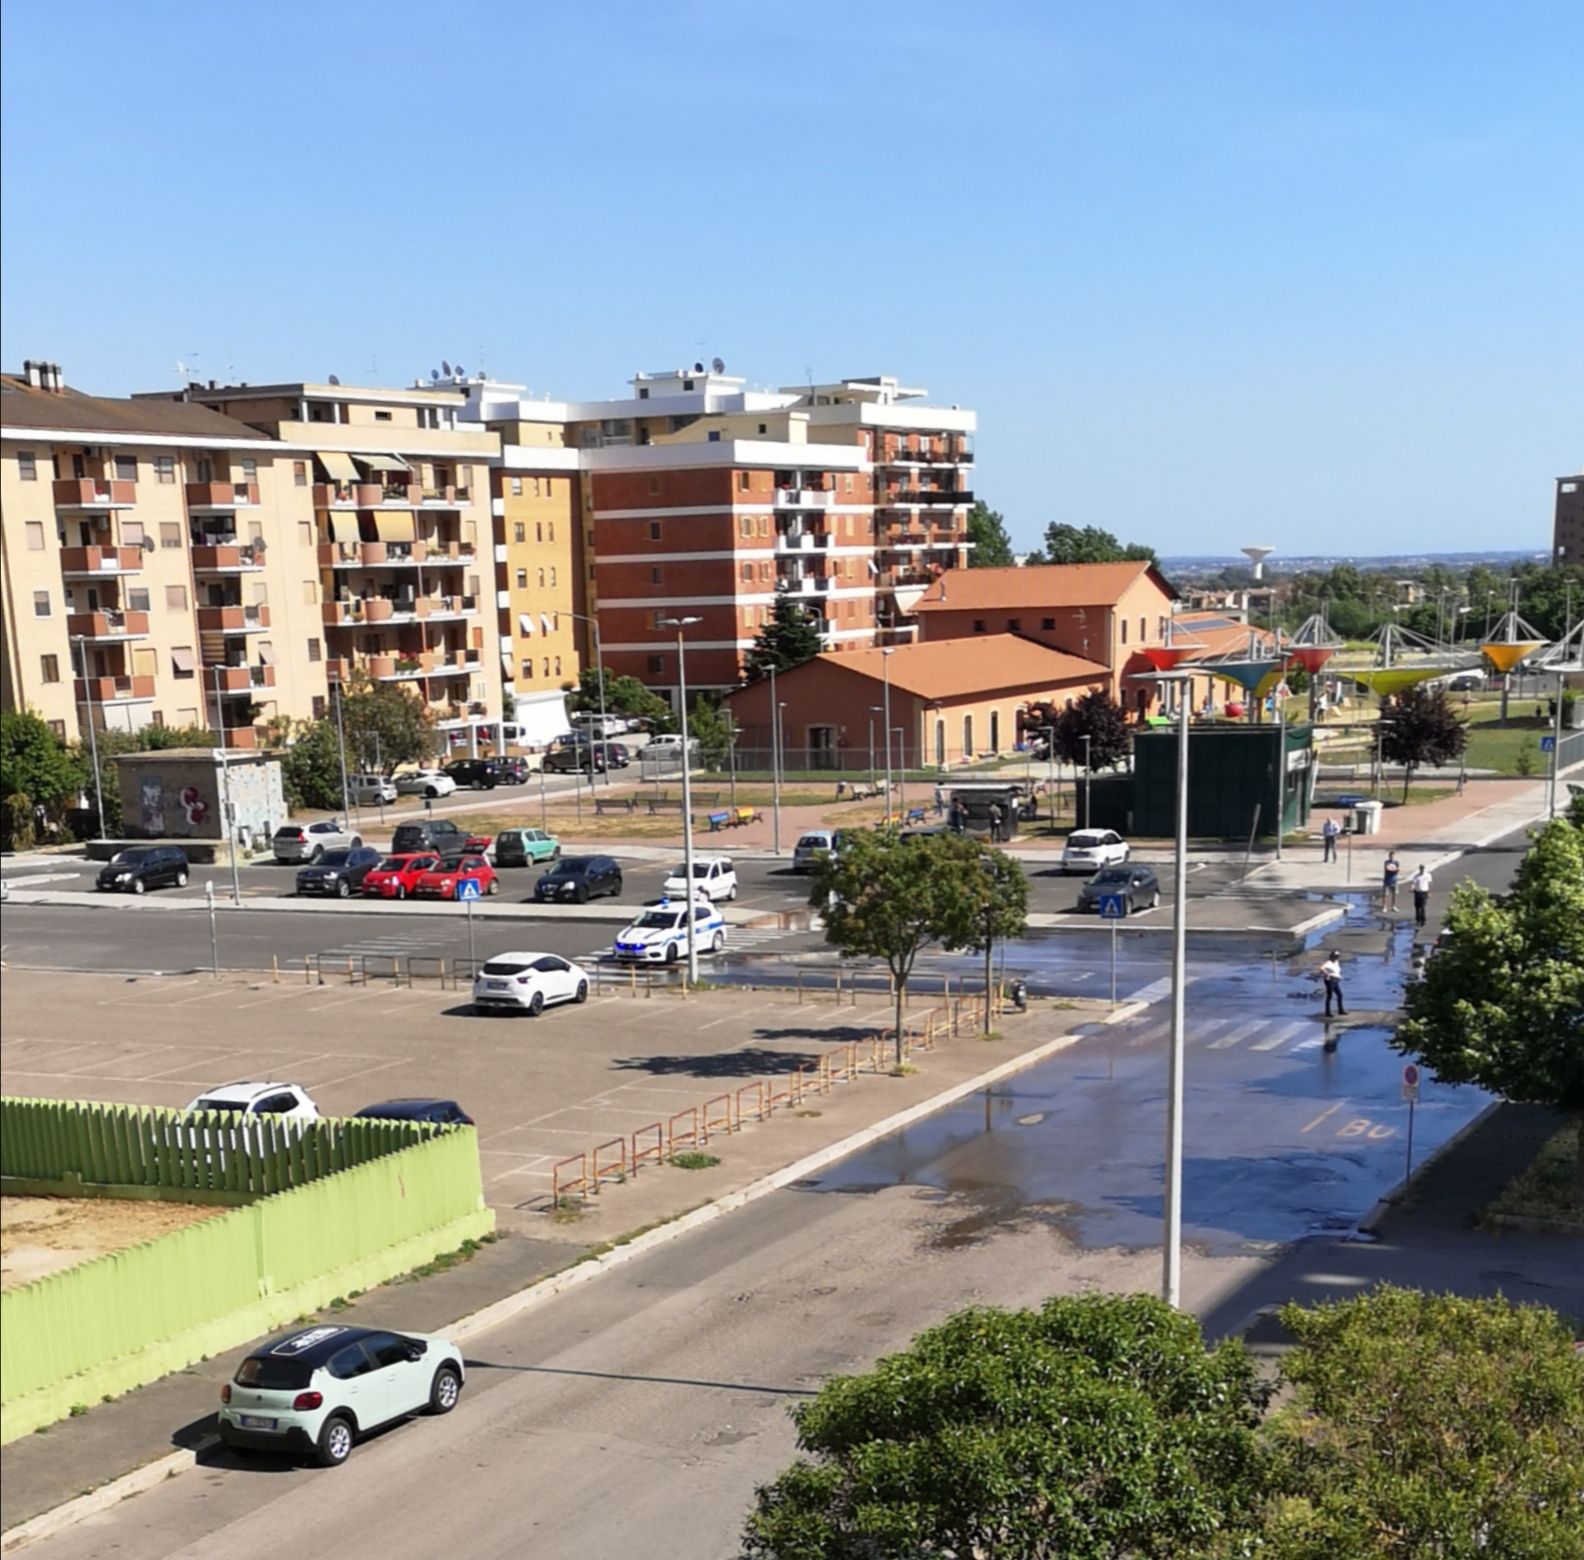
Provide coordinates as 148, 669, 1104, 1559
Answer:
987, 801, 1002, 843
1320, 951, 1347, 1018
1382, 851, 1401, 913
1410, 864, 1433, 928
1321, 815, 1340, 863
950, 796, 966, 834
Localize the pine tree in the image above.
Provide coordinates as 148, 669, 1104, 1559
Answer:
743, 596, 823, 681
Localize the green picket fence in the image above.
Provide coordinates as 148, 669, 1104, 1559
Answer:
1, 1097, 435, 1199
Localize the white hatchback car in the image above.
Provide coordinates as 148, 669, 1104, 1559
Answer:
182, 1080, 320, 1122
393, 768, 457, 799
662, 855, 738, 902
472, 952, 590, 1016
218, 1324, 464, 1466
349, 773, 397, 806
1061, 829, 1130, 875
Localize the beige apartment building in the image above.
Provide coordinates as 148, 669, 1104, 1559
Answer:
1, 362, 326, 748
148, 379, 504, 752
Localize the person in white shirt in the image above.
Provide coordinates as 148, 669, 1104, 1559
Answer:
1320, 952, 1346, 1018
1410, 865, 1433, 928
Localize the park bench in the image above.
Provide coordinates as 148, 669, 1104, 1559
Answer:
706, 810, 733, 831
648, 790, 720, 815
730, 805, 761, 827
904, 806, 927, 826
593, 795, 635, 815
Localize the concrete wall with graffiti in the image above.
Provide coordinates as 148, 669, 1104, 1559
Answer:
114, 750, 287, 845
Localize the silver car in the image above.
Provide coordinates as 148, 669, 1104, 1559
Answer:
273, 819, 361, 862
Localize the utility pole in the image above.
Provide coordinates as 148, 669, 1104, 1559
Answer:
1080, 733, 1092, 830
881, 648, 895, 818
661, 617, 703, 982
1163, 679, 1191, 1308
769, 661, 782, 854
331, 677, 351, 822
213, 666, 242, 904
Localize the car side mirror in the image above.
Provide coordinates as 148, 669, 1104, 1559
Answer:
404, 1340, 427, 1361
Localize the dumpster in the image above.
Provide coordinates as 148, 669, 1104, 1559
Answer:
1353, 800, 1384, 836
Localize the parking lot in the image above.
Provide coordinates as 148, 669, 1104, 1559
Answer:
0, 969, 947, 1234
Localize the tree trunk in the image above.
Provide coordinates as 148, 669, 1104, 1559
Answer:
894, 978, 906, 1068
983, 938, 994, 1034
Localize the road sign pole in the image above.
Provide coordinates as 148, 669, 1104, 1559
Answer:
467, 894, 475, 971
1110, 917, 1118, 1008
206, 880, 219, 979
1401, 1062, 1421, 1183
1405, 1096, 1416, 1184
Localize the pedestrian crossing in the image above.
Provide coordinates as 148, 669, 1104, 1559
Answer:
316, 929, 452, 960
1119, 1011, 1339, 1058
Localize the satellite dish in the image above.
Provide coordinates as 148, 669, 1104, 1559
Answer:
454, 364, 465, 377
442, 360, 452, 376
711, 357, 725, 375
430, 369, 440, 382
328, 374, 341, 386
694, 361, 705, 373
140, 535, 157, 553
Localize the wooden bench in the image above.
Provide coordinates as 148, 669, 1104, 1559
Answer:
648, 790, 720, 815
593, 796, 635, 815
706, 809, 733, 831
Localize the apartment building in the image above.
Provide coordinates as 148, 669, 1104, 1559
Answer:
1555, 471, 1583, 565
1, 362, 325, 748
149, 380, 503, 749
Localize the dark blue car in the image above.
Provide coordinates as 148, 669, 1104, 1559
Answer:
353, 1098, 474, 1126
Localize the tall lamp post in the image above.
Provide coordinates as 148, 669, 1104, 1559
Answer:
210, 665, 242, 905
659, 616, 703, 982
71, 638, 107, 839
1161, 672, 1192, 1308
768, 661, 782, 855
565, 609, 609, 787
1080, 733, 1092, 830
330, 677, 352, 823
868, 706, 881, 788
881, 647, 895, 819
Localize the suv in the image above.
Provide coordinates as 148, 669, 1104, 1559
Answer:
393, 768, 456, 799
491, 756, 530, 785
570, 712, 628, 739
534, 854, 623, 903
543, 745, 606, 775
96, 846, 190, 894
390, 819, 491, 856
217, 1325, 465, 1466
662, 855, 738, 901
274, 820, 361, 863
349, 774, 397, 806
182, 1080, 319, 1121
443, 759, 498, 791
295, 846, 383, 898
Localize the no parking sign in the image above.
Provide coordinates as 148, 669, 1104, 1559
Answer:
1401, 1063, 1420, 1102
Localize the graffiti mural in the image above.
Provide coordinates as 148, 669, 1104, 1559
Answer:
138, 778, 164, 835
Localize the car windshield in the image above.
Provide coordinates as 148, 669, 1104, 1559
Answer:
672, 863, 715, 877
193, 1097, 245, 1112
432, 857, 465, 871
633, 911, 681, 930
110, 849, 151, 865
551, 858, 593, 876
481, 960, 531, 976
1069, 832, 1109, 848
236, 1355, 314, 1390
375, 856, 411, 871
797, 836, 831, 850
1091, 868, 1131, 885
315, 850, 350, 867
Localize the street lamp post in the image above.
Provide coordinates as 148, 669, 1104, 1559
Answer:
330, 677, 352, 823
868, 706, 882, 789
881, 648, 895, 819
768, 661, 782, 855
1163, 673, 1192, 1307
1080, 733, 1092, 830
211, 666, 242, 905
565, 611, 610, 787
659, 617, 703, 983
892, 727, 906, 815
72, 639, 107, 839
1044, 725, 1058, 834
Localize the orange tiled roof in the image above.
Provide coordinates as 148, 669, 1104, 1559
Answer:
914, 562, 1172, 613
822, 635, 1109, 700
1171, 612, 1278, 661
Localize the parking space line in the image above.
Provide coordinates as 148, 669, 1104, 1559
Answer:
1301, 1102, 1343, 1134
311, 1058, 412, 1091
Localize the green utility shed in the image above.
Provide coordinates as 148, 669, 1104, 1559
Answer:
1131, 722, 1313, 840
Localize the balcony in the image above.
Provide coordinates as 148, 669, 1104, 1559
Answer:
75, 674, 155, 704
53, 478, 136, 510
428, 654, 481, 677
421, 594, 478, 621
313, 482, 394, 509
216, 726, 260, 751
59, 545, 143, 577
324, 598, 392, 627
67, 609, 150, 641
196, 604, 270, 634
191, 543, 266, 574
777, 575, 831, 596
204, 664, 276, 693
418, 485, 473, 506
882, 489, 973, 508
773, 487, 835, 510
186, 481, 259, 512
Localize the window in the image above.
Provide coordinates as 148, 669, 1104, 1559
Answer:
154, 455, 175, 483
549, 567, 557, 586
172, 646, 195, 678
739, 516, 753, 539
542, 658, 550, 676
48, 719, 66, 739
307, 637, 322, 663
521, 658, 535, 679
649, 520, 661, 540
1120, 619, 1128, 645
311, 695, 327, 719
741, 563, 753, 583
546, 480, 555, 498
648, 654, 664, 674
682, 378, 694, 392
40, 654, 60, 683
510, 477, 522, 497
251, 580, 269, 605
159, 522, 182, 549
1007, 617, 1021, 632
554, 656, 562, 675
239, 458, 257, 482
843, 473, 853, 493
247, 519, 263, 544
374, 409, 393, 422
128, 587, 151, 611
758, 516, 771, 537
651, 566, 664, 585
1139, 616, 1147, 641
195, 458, 213, 482
537, 568, 545, 587
963, 715, 974, 756
114, 455, 137, 481
18, 451, 37, 480
1042, 617, 1056, 630
26, 521, 45, 550
165, 584, 187, 611
33, 590, 50, 617
513, 522, 526, 543
739, 472, 751, 492
294, 460, 308, 486
515, 568, 528, 588
973, 619, 986, 634
328, 1343, 375, 1381
536, 522, 543, 542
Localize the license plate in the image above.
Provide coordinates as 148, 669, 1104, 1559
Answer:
486, 980, 507, 990
239, 1415, 278, 1430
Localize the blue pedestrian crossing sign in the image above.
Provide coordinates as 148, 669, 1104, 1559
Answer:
456, 878, 483, 902
1540, 736, 1556, 753
1096, 891, 1128, 920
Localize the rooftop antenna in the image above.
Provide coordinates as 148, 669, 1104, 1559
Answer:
175, 355, 198, 383
441, 360, 452, 377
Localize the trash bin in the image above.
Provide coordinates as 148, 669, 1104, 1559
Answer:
1353, 800, 1384, 836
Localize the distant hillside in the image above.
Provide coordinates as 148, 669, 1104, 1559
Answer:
1160, 549, 1546, 580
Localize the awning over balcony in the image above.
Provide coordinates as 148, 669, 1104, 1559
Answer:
326, 513, 359, 541
171, 647, 196, 674
318, 451, 359, 482
500, 652, 515, 679
373, 512, 416, 542
258, 642, 277, 665
361, 453, 411, 473
518, 613, 537, 636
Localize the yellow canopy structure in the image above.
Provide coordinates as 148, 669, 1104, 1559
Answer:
1341, 665, 1448, 697
1480, 640, 1542, 675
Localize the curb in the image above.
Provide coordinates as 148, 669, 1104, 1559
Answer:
1355, 1099, 1502, 1235
0, 1023, 1082, 1552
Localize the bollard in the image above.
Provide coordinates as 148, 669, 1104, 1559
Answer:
797, 969, 804, 1005
272, 954, 279, 985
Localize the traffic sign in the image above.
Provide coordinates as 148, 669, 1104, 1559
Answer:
1540, 735, 1556, 753
455, 878, 483, 902
1401, 1062, 1420, 1102
1096, 892, 1128, 921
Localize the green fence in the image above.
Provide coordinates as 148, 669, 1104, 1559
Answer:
1, 1097, 436, 1201
1, 1115, 493, 1441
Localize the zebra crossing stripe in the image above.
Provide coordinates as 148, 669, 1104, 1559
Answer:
1249, 1020, 1310, 1051
1205, 1019, 1265, 1050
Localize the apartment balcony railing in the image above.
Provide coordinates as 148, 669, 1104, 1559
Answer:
75, 674, 155, 703
196, 604, 270, 634
773, 487, 835, 510
881, 488, 974, 508
59, 545, 144, 577
67, 609, 150, 640
217, 726, 260, 750
314, 481, 389, 509
191, 543, 266, 573
203, 664, 276, 693
777, 575, 832, 596
53, 478, 136, 510
185, 481, 259, 511
419, 485, 474, 507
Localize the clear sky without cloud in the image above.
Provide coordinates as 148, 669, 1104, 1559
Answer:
2, 1, 1579, 560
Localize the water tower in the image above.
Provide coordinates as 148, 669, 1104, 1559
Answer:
1241, 545, 1275, 581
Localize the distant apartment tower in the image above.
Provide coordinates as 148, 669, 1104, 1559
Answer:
149, 379, 503, 751
1555, 472, 1583, 565
2, 361, 325, 748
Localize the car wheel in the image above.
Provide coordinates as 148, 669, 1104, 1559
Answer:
486, 879, 499, 896
726, 885, 738, 901
551, 847, 560, 861
351, 837, 362, 849
1150, 891, 1161, 910
611, 877, 622, 897
528, 991, 544, 1017
664, 943, 678, 965
132, 878, 146, 895
395, 884, 406, 900
175, 869, 189, 887
311, 846, 324, 863
426, 787, 439, 799
575, 886, 588, 904
1121, 848, 1130, 863
711, 931, 726, 954
428, 1364, 462, 1415
574, 980, 588, 1004
315, 1414, 355, 1467
337, 879, 351, 898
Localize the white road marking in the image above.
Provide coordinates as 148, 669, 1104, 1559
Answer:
1250, 1020, 1311, 1051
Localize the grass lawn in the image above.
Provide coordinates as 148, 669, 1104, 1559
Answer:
1484, 1124, 1582, 1228
1461, 720, 1552, 777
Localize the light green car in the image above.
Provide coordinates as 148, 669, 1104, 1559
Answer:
493, 827, 562, 869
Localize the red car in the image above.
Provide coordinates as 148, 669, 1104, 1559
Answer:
413, 853, 499, 900
361, 853, 439, 900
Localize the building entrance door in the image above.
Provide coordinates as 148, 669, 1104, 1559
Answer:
808, 725, 837, 770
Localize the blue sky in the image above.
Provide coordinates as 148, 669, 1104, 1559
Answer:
3, 1, 1579, 559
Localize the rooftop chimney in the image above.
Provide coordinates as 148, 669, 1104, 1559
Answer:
21, 359, 42, 388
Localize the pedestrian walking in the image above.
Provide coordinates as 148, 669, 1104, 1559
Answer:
1410, 864, 1433, 928
988, 801, 1004, 843
1321, 815, 1340, 863
1320, 951, 1347, 1018
1382, 851, 1401, 913
950, 797, 967, 834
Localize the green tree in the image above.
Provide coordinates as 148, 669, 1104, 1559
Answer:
1514, 562, 1584, 641
1036, 523, 1156, 567
336, 673, 437, 771
813, 830, 996, 1063
0, 710, 85, 843
1393, 816, 1584, 1199
743, 1293, 1270, 1560
280, 718, 349, 811
965, 500, 1015, 569
960, 847, 1029, 1032
685, 695, 733, 771
1378, 685, 1467, 800
1264, 1286, 1584, 1558
1051, 689, 1130, 772
744, 597, 824, 682
566, 665, 675, 732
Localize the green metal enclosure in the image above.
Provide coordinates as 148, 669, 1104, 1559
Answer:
1131, 722, 1313, 840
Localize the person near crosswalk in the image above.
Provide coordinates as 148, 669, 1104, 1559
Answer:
1410, 864, 1433, 928
1321, 815, 1340, 863
1319, 951, 1346, 1018
1382, 851, 1401, 912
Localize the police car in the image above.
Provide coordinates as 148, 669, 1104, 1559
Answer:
217, 1324, 465, 1466
612, 897, 727, 964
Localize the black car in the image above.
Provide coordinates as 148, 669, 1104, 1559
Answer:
443, 759, 498, 791
391, 818, 468, 855
534, 854, 623, 903
1075, 864, 1161, 914
295, 845, 382, 898
96, 846, 189, 894
354, 1098, 474, 1126
491, 757, 530, 785
565, 733, 631, 768
542, 745, 606, 775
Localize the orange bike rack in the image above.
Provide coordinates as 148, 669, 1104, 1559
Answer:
591, 1137, 627, 1193
735, 1081, 768, 1124
667, 1107, 700, 1157
552, 1151, 588, 1203
630, 1122, 664, 1173
701, 1094, 735, 1142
